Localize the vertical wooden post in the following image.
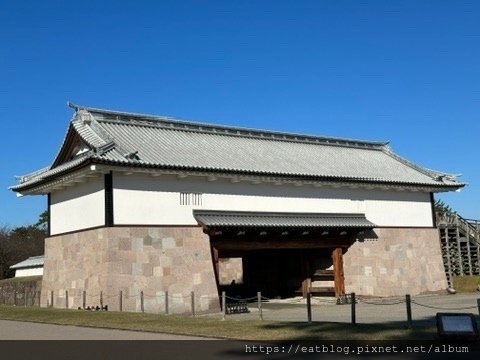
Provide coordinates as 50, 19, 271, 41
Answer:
477, 243, 480, 275
257, 292, 263, 321
476, 222, 480, 274
301, 255, 311, 298
455, 216, 464, 275
50, 290, 54, 308
24, 288, 27, 307
351, 292, 356, 325
65, 290, 69, 309
222, 291, 226, 320
14, 290, 17, 306
444, 227, 453, 287
37, 290, 41, 307
406, 294, 412, 328
466, 229, 473, 276
191, 291, 195, 316
165, 291, 169, 315
100, 291, 103, 309
306, 292, 312, 323
141, 291, 144, 313
332, 248, 345, 298
82, 290, 86, 309
211, 246, 220, 287
119, 290, 123, 312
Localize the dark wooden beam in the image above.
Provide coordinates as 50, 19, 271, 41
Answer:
104, 171, 114, 227
208, 227, 360, 242
332, 247, 345, 297
211, 238, 352, 250
301, 255, 311, 298
430, 192, 437, 227
210, 245, 220, 289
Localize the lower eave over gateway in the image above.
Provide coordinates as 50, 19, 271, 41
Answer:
193, 210, 376, 229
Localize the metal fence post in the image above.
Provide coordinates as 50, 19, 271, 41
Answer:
24, 288, 27, 307
306, 292, 312, 323
257, 292, 263, 321
50, 290, 54, 308
141, 291, 144, 313
65, 290, 69, 309
406, 294, 412, 328
222, 291, 226, 320
165, 291, 169, 315
119, 290, 123, 312
83, 290, 86, 309
191, 291, 195, 316
14, 290, 17, 306
100, 291, 103, 309
351, 292, 356, 325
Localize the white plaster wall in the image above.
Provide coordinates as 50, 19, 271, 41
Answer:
15, 267, 43, 277
113, 173, 433, 227
50, 177, 105, 235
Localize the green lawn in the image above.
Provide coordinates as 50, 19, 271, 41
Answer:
452, 275, 480, 293
0, 305, 438, 340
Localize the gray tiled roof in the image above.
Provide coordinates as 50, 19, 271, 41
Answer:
194, 210, 375, 228
10, 255, 44, 269
11, 104, 464, 191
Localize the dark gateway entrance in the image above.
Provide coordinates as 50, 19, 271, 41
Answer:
194, 210, 375, 299
220, 248, 338, 299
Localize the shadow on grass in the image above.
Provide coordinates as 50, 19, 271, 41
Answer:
258, 319, 436, 341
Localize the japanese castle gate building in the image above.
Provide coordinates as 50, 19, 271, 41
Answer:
11, 104, 463, 314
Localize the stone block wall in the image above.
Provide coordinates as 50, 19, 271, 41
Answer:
0, 277, 42, 306
41, 226, 220, 314
218, 258, 243, 285
343, 228, 448, 296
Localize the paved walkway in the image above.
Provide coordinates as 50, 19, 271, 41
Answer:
0, 319, 215, 340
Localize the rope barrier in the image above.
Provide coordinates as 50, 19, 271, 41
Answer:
411, 301, 479, 311
225, 295, 257, 301
360, 300, 406, 305
22, 289, 479, 315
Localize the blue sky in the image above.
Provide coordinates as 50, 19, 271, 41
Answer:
1, 0, 479, 226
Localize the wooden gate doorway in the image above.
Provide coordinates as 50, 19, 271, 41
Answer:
241, 248, 344, 298
213, 245, 348, 299
194, 210, 375, 299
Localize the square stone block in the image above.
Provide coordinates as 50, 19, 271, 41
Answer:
162, 237, 176, 249
193, 273, 201, 285
132, 263, 142, 276
153, 266, 163, 277
143, 235, 153, 246
143, 264, 153, 276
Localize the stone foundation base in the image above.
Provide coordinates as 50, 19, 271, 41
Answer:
41, 227, 220, 314
344, 228, 448, 296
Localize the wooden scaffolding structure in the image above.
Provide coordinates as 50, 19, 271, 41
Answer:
437, 213, 480, 287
